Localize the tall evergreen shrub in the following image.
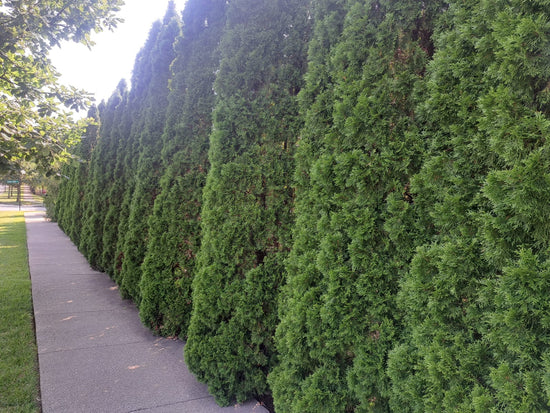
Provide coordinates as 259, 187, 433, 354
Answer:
119, 5, 181, 302
475, 1, 550, 409
386, 1, 496, 409
55, 106, 100, 245
138, 0, 227, 338
65, 106, 100, 245
271, 0, 441, 411
387, 0, 550, 410
184, 0, 310, 405
55, 165, 73, 228
79, 82, 126, 270
110, 22, 163, 283
100, 89, 130, 276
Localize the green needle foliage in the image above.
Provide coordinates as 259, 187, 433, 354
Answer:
100, 90, 131, 277
269, 1, 347, 411
139, 0, 227, 338
110, 22, 165, 283
56, 105, 100, 245
184, 0, 311, 405
386, 1, 498, 409
271, 0, 442, 411
389, 0, 550, 410
51, 0, 550, 410
119, 4, 181, 302
79, 82, 127, 270
477, 1, 550, 409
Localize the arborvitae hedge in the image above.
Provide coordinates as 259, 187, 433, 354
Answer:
56, 106, 99, 244
79, 81, 126, 270
67, 106, 100, 245
111, 29, 161, 282
270, 0, 441, 411
52, 0, 550, 410
138, 0, 227, 338
268, 1, 347, 411
100, 89, 129, 276
386, 1, 496, 408
388, 1, 550, 410
184, 0, 310, 405
118, 6, 181, 303
480, 32, 550, 413
468, 0, 550, 409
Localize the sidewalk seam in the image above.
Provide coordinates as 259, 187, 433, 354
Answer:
125, 396, 214, 412
35, 307, 134, 317
39, 339, 153, 355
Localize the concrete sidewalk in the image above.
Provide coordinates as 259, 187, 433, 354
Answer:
25, 211, 268, 413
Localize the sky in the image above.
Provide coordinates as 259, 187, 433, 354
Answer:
49, 0, 188, 107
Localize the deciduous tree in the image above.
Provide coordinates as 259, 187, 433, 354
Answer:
0, 0, 122, 173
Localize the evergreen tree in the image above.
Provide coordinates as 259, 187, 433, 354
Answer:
56, 106, 100, 245
475, 1, 550, 409
55, 164, 73, 228
385, 1, 496, 409
387, 0, 550, 410
184, 0, 310, 405
271, 0, 441, 411
79, 82, 127, 270
269, 1, 347, 411
100, 89, 130, 275
119, 4, 181, 302
138, 0, 227, 338
110, 22, 164, 283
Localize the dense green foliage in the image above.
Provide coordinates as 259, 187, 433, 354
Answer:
0, 0, 122, 174
100, 91, 131, 277
118, 6, 181, 302
0, 212, 40, 412
56, 106, 100, 243
53, 0, 550, 410
79, 82, 127, 270
138, 0, 227, 338
270, 1, 442, 411
184, 0, 310, 405
388, 1, 550, 410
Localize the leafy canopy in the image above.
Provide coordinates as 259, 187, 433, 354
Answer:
0, 0, 123, 174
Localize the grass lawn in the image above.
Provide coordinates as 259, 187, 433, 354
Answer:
0, 212, 40, 413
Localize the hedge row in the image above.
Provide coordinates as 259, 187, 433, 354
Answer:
53, 0, 550, 411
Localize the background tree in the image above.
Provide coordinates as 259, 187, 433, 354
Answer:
138, 0, 228, 338
184, 0, 311, 405
0, 0, 123, 173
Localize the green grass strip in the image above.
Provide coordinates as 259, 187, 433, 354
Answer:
0, 211, 40, 413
